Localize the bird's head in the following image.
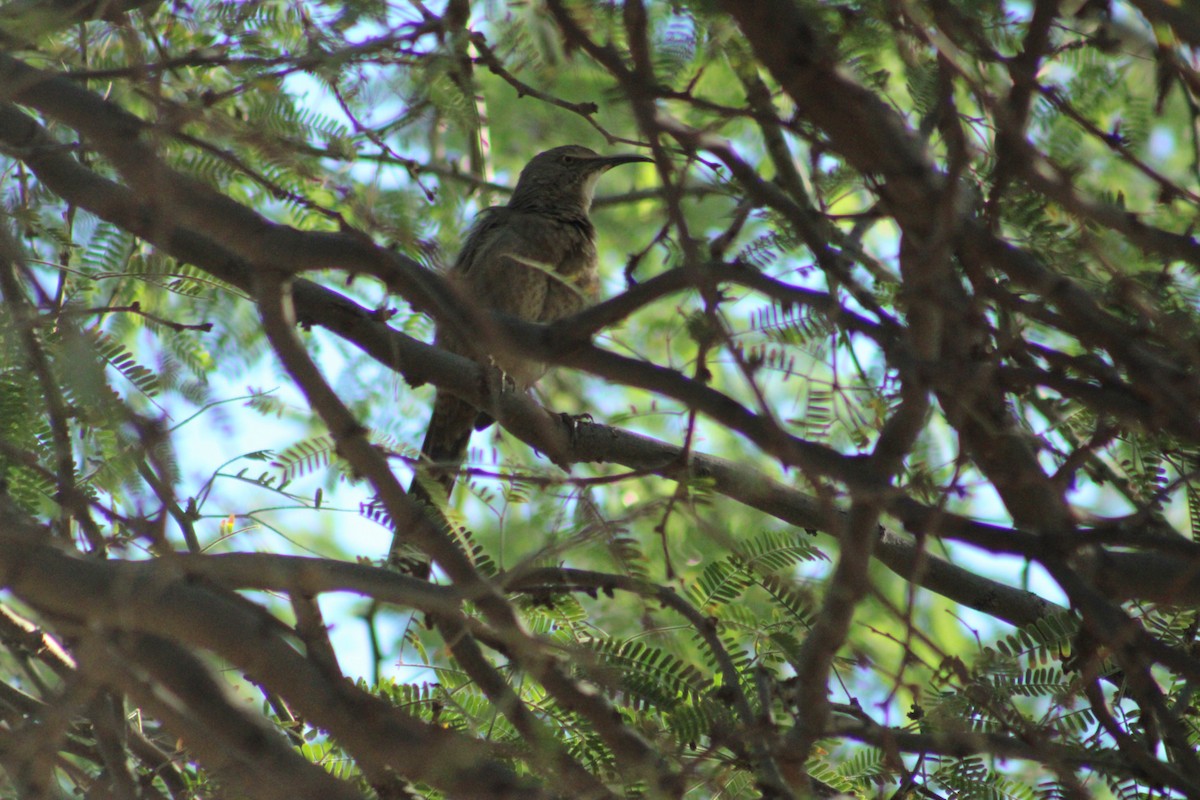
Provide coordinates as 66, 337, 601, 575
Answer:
508, 145, 651, 213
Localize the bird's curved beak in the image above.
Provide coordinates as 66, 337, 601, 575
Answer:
594, 153, 654, 170
579, 152, 653, 210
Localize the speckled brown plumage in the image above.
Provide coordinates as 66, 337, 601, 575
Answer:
407, 145, 650, 533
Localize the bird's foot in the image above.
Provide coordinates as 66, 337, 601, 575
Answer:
388, 549, 432, 580
559, 411, 594, 444
479, 358, 517, 398
474, 360, 519, 431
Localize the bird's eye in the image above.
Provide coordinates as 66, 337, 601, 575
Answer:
561, 154, 576, 163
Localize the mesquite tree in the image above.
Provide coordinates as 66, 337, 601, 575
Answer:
0, 1, 1198, 798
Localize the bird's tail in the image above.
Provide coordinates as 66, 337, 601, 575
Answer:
390, 394, 477, 577
413, 393, 477, 499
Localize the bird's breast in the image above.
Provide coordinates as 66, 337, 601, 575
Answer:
537, 218, 598, 321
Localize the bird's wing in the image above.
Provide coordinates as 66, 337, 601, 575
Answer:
457, 208, 568, 321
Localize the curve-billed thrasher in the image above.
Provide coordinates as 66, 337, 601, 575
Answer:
409, 144, 651, 512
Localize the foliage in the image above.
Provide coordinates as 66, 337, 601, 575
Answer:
2, 0, 1200, 798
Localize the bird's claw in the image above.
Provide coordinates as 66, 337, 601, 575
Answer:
559, 411, 594, 442
472, 361, 518, 432
480, 359, 516, 398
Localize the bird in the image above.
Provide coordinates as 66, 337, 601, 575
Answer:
392, 145, 651, 571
